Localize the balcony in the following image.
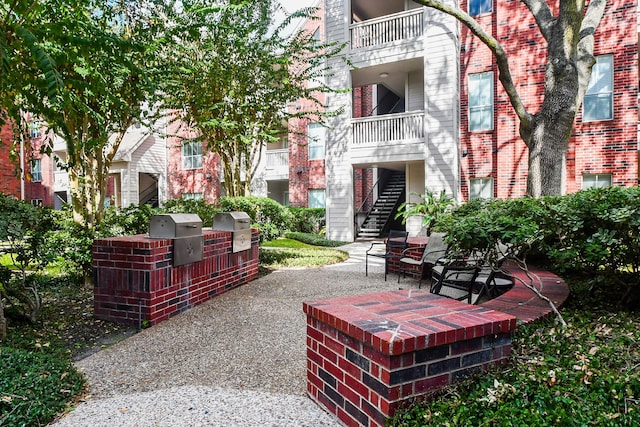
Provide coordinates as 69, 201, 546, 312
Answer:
350, 9, 424, 50
350, 111, 425, 163
264, 149, 289, 180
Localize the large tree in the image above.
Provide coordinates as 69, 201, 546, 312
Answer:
413, 0, 607, 196
2, 0, 161, 229
160, 0, 346, 196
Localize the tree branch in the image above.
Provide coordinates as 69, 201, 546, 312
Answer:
412, 0, 533, 132
575, 0, 607, 104
520, 0, 555, 42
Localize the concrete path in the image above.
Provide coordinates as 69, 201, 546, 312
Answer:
52, 241, 415, 426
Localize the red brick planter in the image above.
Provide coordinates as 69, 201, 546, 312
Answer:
92, 229, 259, 326
304, 290, 516, 427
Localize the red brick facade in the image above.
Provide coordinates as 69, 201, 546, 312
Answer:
460, 0, 638, 198
0, 122, 20, 198
165, 118, 223, 204
0, 121, 54, 206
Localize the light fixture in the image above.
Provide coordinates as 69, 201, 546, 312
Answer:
379, 72, 389, 78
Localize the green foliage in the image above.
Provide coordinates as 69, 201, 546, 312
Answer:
99, 204, 160, 237
0, 346, 85, 426
287, 207, 326, 234
437, 188, 640, 305
396, 190, 454, 236
43, 208, 94, 280
0, 194, 56, 326
283, 232, 346, 247
259, 247, 348, 269
159, 0, 347, 196
217, 196, 293, 242
388, 295, 640, 426
160, 198, 220, 228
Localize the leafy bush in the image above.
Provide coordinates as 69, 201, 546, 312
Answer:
283, 232, 346, 247
396, 190, 454, 236
388, 299, 640, 426
217, 196, 293, 242
100, 203, 159, 236
43, 208, 94, 281
436, 188, 640, 306
0, 346, 85, 426
160, 198, 220, 227
287, 207, 326, 234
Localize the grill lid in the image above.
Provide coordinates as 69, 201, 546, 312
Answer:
212, 211, 251, 231
149, 214, 203, 238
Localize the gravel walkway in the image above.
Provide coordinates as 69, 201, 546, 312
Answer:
51, 241, 412, 426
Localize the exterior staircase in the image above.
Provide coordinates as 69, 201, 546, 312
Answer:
357, 173, 405, 238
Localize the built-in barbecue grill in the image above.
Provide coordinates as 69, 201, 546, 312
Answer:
149, 213, 204, 266
212, 211, 252, 253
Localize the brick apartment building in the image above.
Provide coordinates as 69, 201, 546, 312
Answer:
322, 0, 639, 242
2, 0, 638, 245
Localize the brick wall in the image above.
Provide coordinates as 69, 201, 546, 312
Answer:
0, 122, 20, 198
93, 229, 259, 326
304, 290, 516, 427
460, 0, 638, 198
165, 116, 223, 204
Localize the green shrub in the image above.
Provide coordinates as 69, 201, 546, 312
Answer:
160, 198, 220, 227
100, 203, 159, 236
217, 196, 293, 242
287, 207, 325, 234
436, 188, 640, 306
283, 231, 346, 247
0, 346, 85, 426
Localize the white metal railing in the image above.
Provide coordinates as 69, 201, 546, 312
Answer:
266, 149, 289, 169
350, 9, 424, 50
54, 171, 69, 191
352, 111, 424, 145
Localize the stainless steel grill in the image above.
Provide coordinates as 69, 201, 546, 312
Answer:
149, 214, 204, 266
212, 211, 252, 253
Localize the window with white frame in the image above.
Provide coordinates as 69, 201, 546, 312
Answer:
31, 159, 42, 182
29, 121, 41, 138
469, 177, 494, 199
308, 124, 325, 160
582, 173, 612, 189
309, 189, 326, 208
182, 141, 203, 169
583, 55, 613, 122
469, 0, 492, 16
283, 191, 290, 206
469, 72, 494, 131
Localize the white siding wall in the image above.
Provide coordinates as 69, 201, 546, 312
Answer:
325, 0, 355, 241
423, 7, 460, 200
407, 69, 424, 112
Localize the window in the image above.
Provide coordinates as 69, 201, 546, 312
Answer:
29, 121, 41, 138
31, 159, 42, 182
182, 141, 203, 169
469, 177, 493, 199
309, 189, 326, 208
469, 0, 492, 16
31, 199, 42, 207
582, 173, 612, 189
308, 124, 325, 159
283, 191, 290, 206
583, 55, 613, 122
469, 72, 494, 131
182, 192, 203, 200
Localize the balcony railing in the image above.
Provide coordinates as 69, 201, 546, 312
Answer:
352, 111, 424, 145
266, 149, 289, 169
350, 9, 424, 50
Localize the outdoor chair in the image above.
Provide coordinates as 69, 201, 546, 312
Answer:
365, 230, 409, 281
430, 263, 481, 304
397, 232, 448, 288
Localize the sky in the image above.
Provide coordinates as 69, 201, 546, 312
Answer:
277, 0, 319, 15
